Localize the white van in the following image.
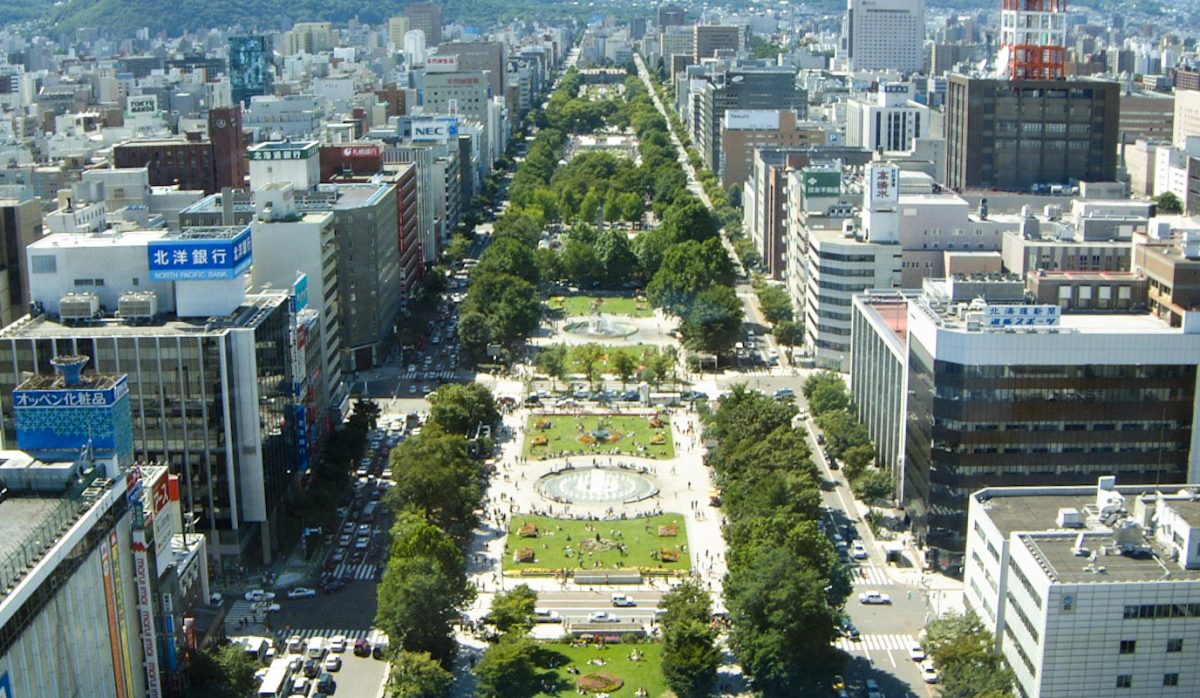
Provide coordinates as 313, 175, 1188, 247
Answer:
306, 636, 325, 659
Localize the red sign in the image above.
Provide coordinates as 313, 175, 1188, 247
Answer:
341, 145, 381, 158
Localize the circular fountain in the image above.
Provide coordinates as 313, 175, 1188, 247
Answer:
563, 314, 638, 339
536, 467, 658, 504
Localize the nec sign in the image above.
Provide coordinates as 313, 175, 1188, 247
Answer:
412, 119, 459, 142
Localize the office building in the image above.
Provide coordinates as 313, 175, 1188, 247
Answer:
1118, 91, 1173, 146
279, 22, 334, 56
697, 65, 806, 171
228, 36, 273, 106
0, 196, 42, 328
658, 4, 686, 27
846, 84, 931, 153
998, 0, 1067, 80
113, 108, 247, 194
435, 42, 507, 107
0, 228, 309, 565
1173, 89, 1200, 149
405, 2, 443, 46
849, 273, 1200, 574
694, 25, 740, 60
1133, 222, 1200, 328
720, 111, 826, 191
944, 75, 1119, 192
964, 478, 1200, 697
387, 16, 410, 48
840, 0, 925, 74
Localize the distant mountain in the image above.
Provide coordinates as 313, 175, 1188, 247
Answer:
13, 0, 602, 36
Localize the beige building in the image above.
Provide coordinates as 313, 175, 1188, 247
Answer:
1119, 91, 1173, 145
1173, 88, 1200, 148
0, 196, 42, 327
719, 110, 825, 190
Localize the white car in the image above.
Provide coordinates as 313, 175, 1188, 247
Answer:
244, 590, 275, 602
858, 591, 891, 605
286, 635, 305, 654
355, 536, 370, 549
287, 587, 317, 599
851, 541, 868, 560
908, 643, 926, 661
323, 655, 342, 672
256, 602, 281, 613
328, 635, 347, 653
588, 611, 620, 623
533, 609, 562, 623
611, 593, 637, 607
922, 660, 940, 683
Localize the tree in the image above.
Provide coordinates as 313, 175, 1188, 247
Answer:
388, 651, 454, 698
660, 195, 718, 243
611, 350, 637, 387
443, 234, 474, 265
754, 282, 794, 324
773, 319, 805, 348
594, 228, 638, 286
476, 236, 539, 285
924, 613, 1015, 698
814, 410, 871, 460
559, 238, 601, 286
803, 371, 843, 400
533, 246, 563, 283
376, 556, 465, 666
841, 443, 877, 473
681, 285, 744, 355
389, 509, 468, 590
487, 584, 539, 635
850, 468, 893, 502
572, 343, 606, 388
474, 635, 541, 698
808, 381, 851, 417
662, 620, 720, 698
1156, 191, 1184, 214
647, 238, 736, 314
428, 383, 500, 435
658, 578, 712, 630
386, 430, 482, 543
458, 311, 491, 350
535, 344, 569, 388
185, 643, 259, 698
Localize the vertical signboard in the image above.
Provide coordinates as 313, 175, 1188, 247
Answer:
865, 164, 899, 209
110, 530, 136, 698
132, 531, 162, 698
101, 541, 128, 698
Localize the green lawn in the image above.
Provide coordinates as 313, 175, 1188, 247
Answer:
526, 414, 674, 460
533, 641, 670, 698
565, 344, 660, 374
549, 295, 655, 318
504, 514, 690, 575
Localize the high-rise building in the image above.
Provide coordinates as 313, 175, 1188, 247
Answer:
696, 65, 806, 172
693, 25, 740, 60
658, 4, 686, 28
720, 111, 826, 190
845, 83, 932, 152
228, 35, 273, 106
405, 2, 444, 47
0, 196, 42, 327
435, 42, 508, 108
944, 75, 1118, 191
998, 0, 1068, 80
387, 16, 410, 49
840, 0, 925, 74
965, 478, 1200, 698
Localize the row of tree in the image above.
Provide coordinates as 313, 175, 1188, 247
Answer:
375, 385, 501, 696
803, 372, 891, 503
706, 385, 852, 695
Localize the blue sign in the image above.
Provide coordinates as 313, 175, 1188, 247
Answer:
0, 671, 12, 698
293, 404, 309, 472
13, 376, 134, 465
147, 228, 253, 281
292, 274, 309, 313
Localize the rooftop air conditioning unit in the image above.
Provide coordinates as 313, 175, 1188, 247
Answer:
59, 293, 100, 323
117, 291, 158, 323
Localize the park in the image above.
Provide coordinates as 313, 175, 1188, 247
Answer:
502, 513, 690, 575
525, 413, 675, 459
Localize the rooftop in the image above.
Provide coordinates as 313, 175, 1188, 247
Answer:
1020, 532, 1200, 584
17, 371, 125, 392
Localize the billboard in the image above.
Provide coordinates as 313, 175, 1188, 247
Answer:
802, 169, 841, 198
865, 164, 899, 209
13, 374, 132, 463
148, 227, 253, 281
292, 273, 309, 313
982, 304, 1060, 327
724, 109, 780, 131
127, 95, 157, 115
132, 530, 162, 698
425, 55, 458, 72
412, 118, 459, 142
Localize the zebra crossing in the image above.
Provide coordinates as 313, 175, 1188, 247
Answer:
332, 562, 378, 580
834, 633, 917, 654
281, 627, 385, 644
850, 565, 893, 586
401, 370, 457, 381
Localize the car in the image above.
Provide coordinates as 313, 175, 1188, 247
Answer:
372, 639, 389, 659
288, 587, 317, 599
922, 660, 939, 683
533, 608, 562, 623
328, 635, 347, 653
337, 534, 352, 547
290, 677, 309, 694
610, 593, 636, 607
286, 635, 305, 654
317, 671, 335, 693
353, 639, 371, 657
573, 389, 591, 400
621, 389, 639, 401
588, 611, 620, 623
866, 678, 883, 698
302, 658, 320, 678
256, 602, 281, 613
244, 590, 275, 602
330, 548, 346, 564
831, 675, 845, 691
851, 541, 868, 560
858, 591, 891, 605
840, 619, 861, 640
357, 523, 370, 535
355, 536, 370, 549
321, 578, 347, 594
908, 643, 926, 661
772, 388, 795, 400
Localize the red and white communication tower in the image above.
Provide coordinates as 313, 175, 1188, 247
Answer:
998, 0, 1068, 80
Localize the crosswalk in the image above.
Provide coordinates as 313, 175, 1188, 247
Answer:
332, 562, 378, 580
281, 627, 385, 643
850, 565, 893, 586
834, 633, 917, 653
401, 370, 457, 381
227, 599, 261, 627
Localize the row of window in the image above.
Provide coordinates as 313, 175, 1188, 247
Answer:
1116, 673, 1179, 688
1124, 603, 1200, 619
1118, 639, 1184, 654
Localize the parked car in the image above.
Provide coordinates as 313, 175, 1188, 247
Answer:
772, 388, 795, 400
922, 660, 940, 683
866, 678, 883, 698
908, 643, 926, 661
328, 635, 347, 653
858, 591, 892, 605
244, 590, 275, 603
851, 541, 868, 560
610, 593, 636, 607
353, 639, 371, 656
372, 639, 389, 659
288, 587, 317, 599
323, 655, 342, 672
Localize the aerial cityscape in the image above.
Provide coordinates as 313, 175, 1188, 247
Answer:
0, 0, 1198, 697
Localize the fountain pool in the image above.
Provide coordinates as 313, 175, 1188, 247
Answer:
563, 314, 637, 339
536, 467, 658, 504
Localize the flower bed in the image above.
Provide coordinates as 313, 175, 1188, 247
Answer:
578, 672, 624, 693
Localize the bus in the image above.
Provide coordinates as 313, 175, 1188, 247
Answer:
257, 657, 292, 698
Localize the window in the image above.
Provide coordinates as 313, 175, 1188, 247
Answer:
31, 255, 56, 273
1062, 594, 1074, 612
1116, 675, 1133, 688
1119, 640, 1136, 654
1164, 673, 1179, 687
1167, 638, 1183, 653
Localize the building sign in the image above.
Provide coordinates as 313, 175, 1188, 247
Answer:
147, 227, 253, 281
802, 169, 842, 198
110, 530, 136, 698
412, 118, 459, 142
340, 145, 381, 158
132, 530, 162, 698
127, 95, 157, 115
724, 109, 780, 131
292, 273, 309, 313
294, 404, 309, 472
866, 164, 899, 209
100, 542, 128, 698
882, 83, 908, 94
982, 304, 1061, 327
446, 76, 481, 86
425, 55, 459, 72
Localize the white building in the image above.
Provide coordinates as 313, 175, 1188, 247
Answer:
1173, 88, 1200, 149
1153, 137, 1200, 201
839, 0, 925, 74
965, 477, 1200, 698
845, 83, 931, 153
